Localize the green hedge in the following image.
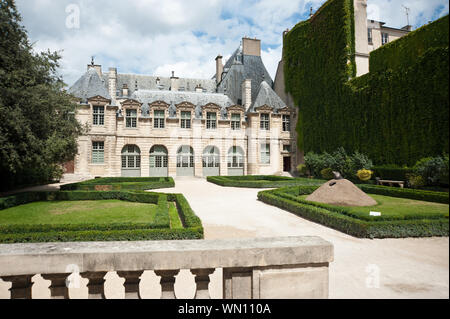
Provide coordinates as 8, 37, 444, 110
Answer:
258, 187, 448, 238
60, 177, 175, 191
371, 165, 414, 181
284, 0, 449, 166
207, 176, 324, 188
358, 185, 449, 204
0, 190, 203, 243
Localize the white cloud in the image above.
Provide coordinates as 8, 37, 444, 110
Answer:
15, 0, 448, 86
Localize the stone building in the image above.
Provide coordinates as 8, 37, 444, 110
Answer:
67, 37, 297, 178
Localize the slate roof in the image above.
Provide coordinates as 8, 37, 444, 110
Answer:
249, 81, 287, 113
102, 73, 217, 95
68, 68, 111, 102
130, 90, 233, 120
216, 46, 273, 105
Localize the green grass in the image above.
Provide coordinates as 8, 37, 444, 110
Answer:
60, 177, 175, 191
299, 194, 449, 220
169, 202, 183, 229
0, 200, 158, 225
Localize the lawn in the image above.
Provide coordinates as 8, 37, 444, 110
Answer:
0, 200, 158, 225
299, 194, 449, 221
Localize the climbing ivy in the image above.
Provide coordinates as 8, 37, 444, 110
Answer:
284, 0, 449, 166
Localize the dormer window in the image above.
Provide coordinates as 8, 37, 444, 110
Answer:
93, 106, 104, 126
126, 109, 137, 128
206, 112, 217, 129
154, 110, 165, 129
231, 113, 241, 130
260, 113, 270, 130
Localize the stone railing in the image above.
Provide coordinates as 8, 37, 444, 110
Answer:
0, 236, 333, 299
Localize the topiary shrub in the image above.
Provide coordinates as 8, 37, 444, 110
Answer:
357, 169, 373, 181
321, 168, 334, 180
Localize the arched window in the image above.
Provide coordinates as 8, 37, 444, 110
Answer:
202, 146, 220, 168
228, 146, 244, 168
177, 146, 195, 176
121, 145, 141, 169
150, 145, 168, 168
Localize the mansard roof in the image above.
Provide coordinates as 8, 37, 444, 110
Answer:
249, 81, 287, 113
68, 68, 111, 102
103, 73, 217, 94
130, 90, 233, 120
216, 45, 273, 105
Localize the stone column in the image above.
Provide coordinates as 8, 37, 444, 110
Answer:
117, 271, 143, 299
41, 273, 70, 299
80, 271, 107, 299
154, 270, 179, 299
191, 268, 215, 299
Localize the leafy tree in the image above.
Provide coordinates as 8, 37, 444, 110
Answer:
0, 0, 83, 190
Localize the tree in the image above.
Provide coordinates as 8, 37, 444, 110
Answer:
0, 0, 83, 190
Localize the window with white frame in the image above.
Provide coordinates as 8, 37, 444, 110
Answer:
260, 113, 270, 130
260, 143, 270, 164
121, 145, 141, 168
282, 115, 290, 132
231, 113, 241, 130
227, 146, 244, 168
206, 112, 217, 129
382, 32, 389, 45
154, 110, 165, 129
126, 109, 137, 128
181, 111, 191, 129
367, 28, 373, 44
92, 141, 104, 164
93, 106, 104, 126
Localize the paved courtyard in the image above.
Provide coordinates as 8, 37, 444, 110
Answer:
0, 177, 448, 299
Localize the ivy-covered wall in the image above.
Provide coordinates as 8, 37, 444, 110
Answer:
284, 0, 449, 166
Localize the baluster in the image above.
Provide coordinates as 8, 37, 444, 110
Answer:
41, 273, 70, 299
117, 271, 143, 299
191, 268, 215, 299
1, 275, 34, 299
154, 270, 179, 299
80, 271, 107, 299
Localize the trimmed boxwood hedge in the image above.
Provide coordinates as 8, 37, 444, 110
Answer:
60, 177, 175, 191
258, 186, 448, 238
0, 190, 203, 243
358, 185, 449, 204
371, 166, 414, 182
207, 176, 324, 188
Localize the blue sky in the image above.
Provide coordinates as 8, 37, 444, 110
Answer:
15, 0, 449, 86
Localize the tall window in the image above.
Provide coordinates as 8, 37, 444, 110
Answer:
92, 141, 104, 164
93, 106, 104, 126
228, 146, 244, 168
126, 109, 137, 128
261, 143, 270, 164
381, 32, 389, 45
282, 115, 291, 132
260, 113, 270, 130
231, 113, 241, 130
154, 110, 165, 128
121, 145, 141, 169
181, 111, 191, 129
206, 112, 217, 129
367, 28, 373, 44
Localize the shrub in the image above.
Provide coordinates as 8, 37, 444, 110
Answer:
207, 176, 324, 188
61, 177, 175, 191
321, 168, 334, 180
372, 165, 414, 181
357, 169, 373, 181
413, 156, 449, 186
358, 184, 449, 204
407, 174, 426, 189
297, 164, 308, 176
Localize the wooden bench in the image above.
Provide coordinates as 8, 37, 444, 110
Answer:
376, 179, 405, 188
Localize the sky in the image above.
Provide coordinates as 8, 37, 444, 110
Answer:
15, 0, 449, 86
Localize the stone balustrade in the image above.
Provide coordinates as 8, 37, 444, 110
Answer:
0, 236, 333, 299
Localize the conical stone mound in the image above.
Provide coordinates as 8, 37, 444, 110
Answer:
306, 179, 377, 207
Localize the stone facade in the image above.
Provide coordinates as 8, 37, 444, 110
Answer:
69, 37, 297, 178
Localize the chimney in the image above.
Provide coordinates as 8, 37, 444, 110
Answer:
108, 67, 117, 102
215, 55, 223, 84
122, 84, 129, 97
242, 37, 261, 57
87, 58, 102, 77
241, 79, 252, 111
170, 71, 179, 91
